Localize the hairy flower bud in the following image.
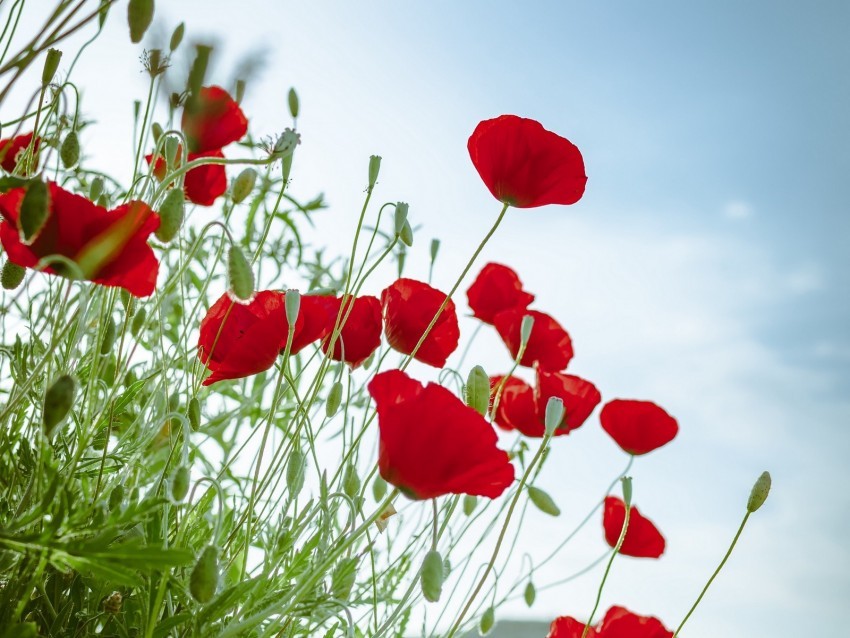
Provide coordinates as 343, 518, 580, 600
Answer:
170, 465, 190, 502
420, 549, 443, 602
326, 381, 343, 418
543, 396, 565, 436
372, 475, 387, 501
479, 607, 495, 635
42, 49, 62, 86
227, 245, 254, 302
288, 87, 299, 119
231, 168, 257, 204
188, 397, 201, 431
155, 188, 184, 243
368, 155, 381, 190
524, 581, 536, 607
528, 486, 560, 516
108, 484, 124, 511
342, 464, 360, 498
189, 545, 219, 603
465, 365, 489, 416
127, 0, 154, 44
60, 131, 79, 168
747, 471, 771, 513
43, 375, 76, 435
90, 177, 104, 201
1, 260, 25, 290
462, 494, 477, 516
131, 307, 147, 337
286, 448, 306, 498
100, 317, 117, 355
284, 289, 301, 329
169, 22, 185, 51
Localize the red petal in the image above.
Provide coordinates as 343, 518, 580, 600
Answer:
185, 150, 227, 206
536, 371, 601, 435
489, 375, 543, 436
286, 293, 335, 354
0, 132, 39, 173
547, 617, 597, 638
493, 308, 573, 372
182, 85, 248, 153
600, 399, 678, 455
466, 262, 535, 324
597, 605, 673, 638
603, 497, 666, 559
322, 294, 383, 368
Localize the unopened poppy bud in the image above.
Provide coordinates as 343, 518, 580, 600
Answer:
462, 494, 477, 516
543, 396, 565, 436
188, 397, 201, 431
163, 136, 180, 169
286, 448, 306, 498
430, 238, 440, 262
150, 122, 163, 143
400, 219, 413, 247
1, 261, 25, 290
96, 194, 108, 208
519, 314, 535, 349
100, 317, 116, 355
43, 375, 76, 435
131, 307, 147, 337
235, 79, 246, 104
169, 22, 185, 51
231, 168, 257, 204
60, 131, 79, 168
170, 465, 190, 502
227, 245, 254, 301
284, 289, 300, 328
281, 152, 293, 185
747, 471, 771, 513
465, 365, 490, 416
127, 0, 154, 44
108, 484, 124, 511
42, 49, 62, 86
372, 475, 387, 501
187, 45, 212, 100
524, 581, 536, 607
20, 179, 50, 244
90, 177, 104, 201
621, 475, 633, 507
420, 549, 443, 602
288, 87, 299, 119
326, 381, 343, 418
479, 606, 495, 636
393, 202, 409, 235
189, 545, 219, 603
368, 155, 381, 190
528, 486, 560, 516
155, 188, 184, 243
343, 464, 360, 498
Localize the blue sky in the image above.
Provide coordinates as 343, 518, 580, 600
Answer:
15, 1, 848, 636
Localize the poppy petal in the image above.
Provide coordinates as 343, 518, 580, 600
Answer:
0, 132, 39, 173
536, 371, 601, 435
493, 308, 573, 372
597, 605, 673, 638
184, 150, 227, 206
600, 399, 678, 455
182, 85, 248, 153
466, 262, 535, 325
603, 496, 666, 559
489, 375, 543, 436
322, 294, 383, 368
547, 616, 597, 638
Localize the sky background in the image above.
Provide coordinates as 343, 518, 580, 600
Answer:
7, 1, 849, 636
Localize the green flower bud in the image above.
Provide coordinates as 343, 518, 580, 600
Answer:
60, 131, 80, 168
1, 261, 25, 290
430, 238, 440, 262
100, 317, 116, 355
372, 475, 387, 502
399, 219, 413, 247
747, 471, 771, 513
288, 87, 299, 119
528, 486, 560, 517
155, 188, 184, 243
544, 396, 565, 436
367, 155, 381, 190
151, 122, 164, 143
187, 45, 212, 100
164, 136, 180, 169
42, 375, 76, 435
169, 22, 185, 52
621, 475, 633, 507
170, 465, 190, 502
131, 307, 147, 337
127, 0, 154, 44
284, 289, 300, 328
519, 314, 535, 348
342, 464, 360, 498
420, 549, 443, 603
90, 177, 104, 201
326, 381, 343, 418
286, 448, 306, 498
231, 168, 257, 204
108, 484, 125, 511
235, 79, 246, 104
393, 202, 409, 235
96, 194, 108, 208
227, 245, 254, 301
462, 494, 477, 516
42, 49, 62, 86
479, 606, 495, 636
524, 581, 536, 607
188, 397, 201, 431
465, 365, 490, 416
20, 179, 50, 244
189, 545, 219, 603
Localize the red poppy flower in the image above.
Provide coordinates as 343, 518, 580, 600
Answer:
466, 262, 535, 325
182, 85, 248, 154
603, 496, 666, 559
547, 616, 596, 638
468, 115, 587, 208
368, 369, 514, 500
0, 132, 39, 173
145, 148, 227, 207
493, 308, 573, 371
600, 399, 678, 455
322, 294, 382, 368
490, 371, 600, 437
381, 278, 460, 368
548, 607, 672, 638
0, 182, 159, 296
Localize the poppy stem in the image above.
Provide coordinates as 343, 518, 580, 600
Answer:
431, 499, 439, 550
401, 202, 509, 370
673, 511, 751, 636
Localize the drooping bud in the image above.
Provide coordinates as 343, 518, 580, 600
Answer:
465, 365, 490, 416
527, 486, 560, 517
288, 87, 299, 119
60, 131, 80, 168
342, 464, 360, 498
131, 307, 147, 337
420, 549, 444, 602
372, 475, 387, 502
170, 465, 190, 502
127, 0, 154, 44
326, 381, 343, 418
189, 545, 219, 603
543, 396, 565, 436
462, 494, 477, 516
367, 155, 381, 190
524, 581, 536, 607
188, 397, 201, 431
231, 168, 257, 204
393, 202, 409, 235
399, 219, 413, 247
227, 245, 254, 301
1, 261, 25, 290
20, 179, 50, 244
42, 375, 76, 435
479, 607, 495, 636
519, 314, 535, 349
169, 22, 185, 52
286, 448, 306, 498
90, 177, 104, 201
746, 471, 771, 513
42, 49, 62, 86
154, 188, 184, 243
284, 289, 300, 329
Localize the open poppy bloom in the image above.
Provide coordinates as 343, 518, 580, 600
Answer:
548, 606, 672, 638
0, 132, 39, 173
146, 147, 227, 207
466, 262, 534, 325
603, 496, 666, 558
600, 399, 678, 455
368, 369, 514, 500
322, 294, 383, 368
468, 115, 587, 208
0, 181, 159, 296
493, 308, 573, 371
490, 371, 600, 437
182, 85, 249, 154
381, 278, 460, 368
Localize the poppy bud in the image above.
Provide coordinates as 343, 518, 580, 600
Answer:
399, 219, 413, 247
43, 375, 76, 435
746, 471, 771, 513
281, 152, 293, 185
367, 155, 381, 190
430, 238, 440, 262
396, 244, 406, 277
127, 0, 154, 44
20, 179, 50, 244
227, 245, 254, 301
96, 194, 108, 209
60, 131, 79, 168
108, 484, 124, 511
326, 381, 343, 418
231, 168, 257, 204
1, 261, 25, 290
189, 545, 219, 603
420, 549, 443, 602
393, 202, 409, 235
462, 494, 477, 516
527, 486, 560, 517
235, 79, 246, 104
543, 396, 565, 436
187, 45, 212, 101
154, 188, 184, 243
131, 307, 147, 337
90, 177, 104, 201
479, 606, 495, 636
465, 365, 489, 416
288, 87, 299, 119
621, 475, 633, 507
42, 49, 62, 86
519, 314, 535, 349
100, 317, 117, 355
169, 22, 185, 51
524, 581, 536, 607
170, 465, 190, 502
151, 122, 164, 143
342, 464, 360, 498
188, 397, 201, 431
164, 136, 180, 169
286, 448, 306, 498
372, 475, 387, 502
284, 289, 300, 328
